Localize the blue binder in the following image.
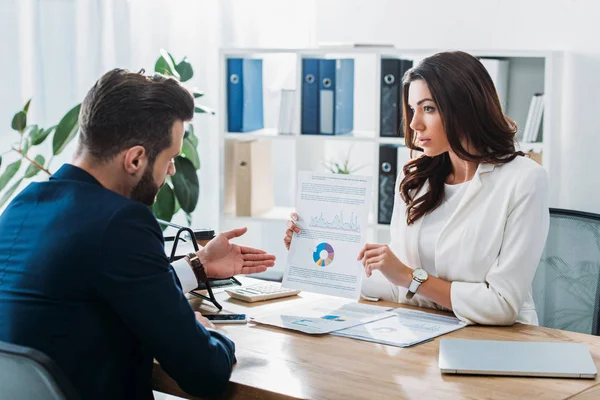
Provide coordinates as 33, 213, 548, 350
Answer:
227, 58, 264, 133
301, 58, 320, 135
301, 58, 354, 135
319, 59, 354, 135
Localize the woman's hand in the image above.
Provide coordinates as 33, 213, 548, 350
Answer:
283, 212, 301, 250
357, 243, 412, 287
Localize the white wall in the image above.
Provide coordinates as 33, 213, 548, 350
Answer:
315, 0, 600, 214
1, 0, 599, 270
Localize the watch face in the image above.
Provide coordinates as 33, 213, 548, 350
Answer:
413, 268, 428, 280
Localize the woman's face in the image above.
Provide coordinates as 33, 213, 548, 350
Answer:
407, 79, 450, 157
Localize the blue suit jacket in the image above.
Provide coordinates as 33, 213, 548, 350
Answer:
0, 164, 236, 399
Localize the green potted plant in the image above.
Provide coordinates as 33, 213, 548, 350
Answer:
322, 144, 368, 175
0, 50, 212, 227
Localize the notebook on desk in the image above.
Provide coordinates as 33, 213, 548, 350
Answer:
439, 339, 597, 379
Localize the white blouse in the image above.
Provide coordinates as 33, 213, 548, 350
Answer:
418, 182, 469, 276
361, 157, 549, 326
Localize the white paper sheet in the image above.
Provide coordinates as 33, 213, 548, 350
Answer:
283, 171, 373, 299
252, 299, 394, 334
332, 308, 467, 347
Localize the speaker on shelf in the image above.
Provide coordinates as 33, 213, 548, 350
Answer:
378, 144, 400, 225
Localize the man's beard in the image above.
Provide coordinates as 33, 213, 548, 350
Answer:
131, 167, 160, 206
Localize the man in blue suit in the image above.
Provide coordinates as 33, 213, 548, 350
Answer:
0, 69, 276, 399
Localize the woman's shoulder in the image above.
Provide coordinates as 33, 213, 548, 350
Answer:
492, 155, 548, 189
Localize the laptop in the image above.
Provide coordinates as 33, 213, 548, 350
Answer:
439, 339, 597, 379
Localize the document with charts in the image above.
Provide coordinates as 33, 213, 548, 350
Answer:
283, 171, 373, 299
332, 308, 467, 347
252, 298, 393, 334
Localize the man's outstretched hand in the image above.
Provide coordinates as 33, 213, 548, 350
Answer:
197, 227, 276, 279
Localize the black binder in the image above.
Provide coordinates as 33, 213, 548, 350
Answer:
380, 58, 413, 137
378, 145, 399, 224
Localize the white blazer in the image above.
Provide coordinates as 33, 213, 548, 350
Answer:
362, 156, 549, 325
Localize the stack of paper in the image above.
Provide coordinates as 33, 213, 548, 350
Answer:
252, 300, 394, 334
332, 308, 466, 347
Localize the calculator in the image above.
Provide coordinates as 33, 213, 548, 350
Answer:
225, 282, 301, 303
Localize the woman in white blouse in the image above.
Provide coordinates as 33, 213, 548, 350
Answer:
284, 51, 549, 326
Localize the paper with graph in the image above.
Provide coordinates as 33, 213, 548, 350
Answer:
283, 171, 372, 299
332, 308, 467, 347
252, 298, 394, 334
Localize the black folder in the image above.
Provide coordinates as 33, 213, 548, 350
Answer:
378, 145, 400, 224
380, 58, 413, 137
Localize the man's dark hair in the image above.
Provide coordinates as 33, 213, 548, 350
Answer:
78, 68, 194, 163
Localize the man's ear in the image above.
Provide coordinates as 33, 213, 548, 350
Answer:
123, 146, 148, 175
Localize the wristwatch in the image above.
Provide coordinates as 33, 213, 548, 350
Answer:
186, 252, 208, 283
406, 268, 429, 299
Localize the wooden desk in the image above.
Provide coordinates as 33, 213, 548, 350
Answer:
153, 278, 600, 400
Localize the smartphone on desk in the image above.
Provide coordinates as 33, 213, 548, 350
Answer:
205, 314, 248, 324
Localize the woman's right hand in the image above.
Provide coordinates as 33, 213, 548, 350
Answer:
283, 212, 301, 250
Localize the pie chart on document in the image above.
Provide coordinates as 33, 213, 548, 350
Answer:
313, 242, 335, 267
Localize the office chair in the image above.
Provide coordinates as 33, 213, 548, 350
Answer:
531, 208, 600, 335
0, 340, 79, 400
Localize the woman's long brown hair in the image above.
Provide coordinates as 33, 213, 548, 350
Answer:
400, 51, 524, 225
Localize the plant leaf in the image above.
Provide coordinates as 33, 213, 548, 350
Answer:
11, 111, 27, 132
22, 137, 31, 156
171, 156, 199, 213
31, 125, 55, 146
0, 178, 23, 209
175, 57, 193, 82
0, 155, 2, 169
24, 155, 45, 178
184, 124, 198, 147
185, 212, 192, 226
174, 196, 181, 215
23, 99, 32, 114
0, 160, 22, 191
152, 183, 176, 224
192, 89, 204, 98
181, 137, 200, 169
53, 104, 81, 156
154, 56, 172, 76
154, 49, 180, 79
166, 51, 178, 69
194, 105, 215, 115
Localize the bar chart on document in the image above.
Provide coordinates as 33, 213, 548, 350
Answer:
283, 172, 373, 299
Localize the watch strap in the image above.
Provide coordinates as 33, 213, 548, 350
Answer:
187, 252, 208, 283
406, 279, 421, 299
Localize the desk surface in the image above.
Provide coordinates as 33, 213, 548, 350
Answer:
153, 278, 600, 400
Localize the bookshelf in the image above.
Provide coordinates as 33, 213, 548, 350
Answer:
216, 47, 563, 278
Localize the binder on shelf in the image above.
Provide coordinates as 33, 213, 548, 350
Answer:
529, 94, 545, 142
522, 93, 544, 142
223, 140, 236, 215
378, 144, 400, 225
319, 59, 354, 135
301, 58, 320, 135
278, 89, 296, 135
380, 58, 413, 137
227, 58, 264, 133
479, 58, 509, 111
234, 140, 274, 217
301, 58, 354, 135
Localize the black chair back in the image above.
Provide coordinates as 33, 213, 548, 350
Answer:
0, 340, 79, 400
532, 208, 600, 335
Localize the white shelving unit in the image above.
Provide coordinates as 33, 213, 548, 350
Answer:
216, 47, 563, 278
